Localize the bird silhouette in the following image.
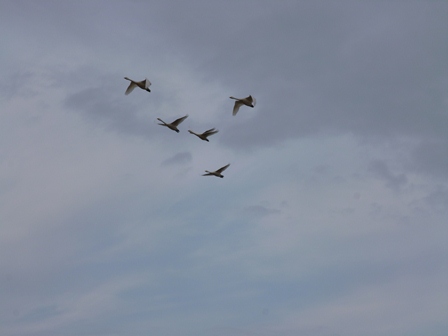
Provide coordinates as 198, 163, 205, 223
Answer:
157, 115, 189, 133
124, 77, 151, 95
229, 95, 256, 115
188, 128, 219, 142
202, 163, 230, 178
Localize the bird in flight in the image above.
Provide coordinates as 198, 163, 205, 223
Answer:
229, 95, 256, 115
124, 77, 151, 95
202, 163, 230, 178
157, 115, 189, 133
188, 128, 219, 142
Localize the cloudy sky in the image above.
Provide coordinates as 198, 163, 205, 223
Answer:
1, 1, 447, 335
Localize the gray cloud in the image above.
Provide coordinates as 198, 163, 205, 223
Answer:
1, 71, 35, 99
243, 205, 281, 218
369, 159, 407, 191
162, 152, 192, 166
410, 140, 448, 179
423, 186, 448, 209
1, 2, 447, 336
64, 86, 153, 138
146, 2, 448, 142
33, 1, 448, 179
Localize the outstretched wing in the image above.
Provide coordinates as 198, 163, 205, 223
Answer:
232, 101, 243, 116
172, 114, 188, 126
125, 82, 137, 95
216, 163, 230, 174
203, 128, 218, 137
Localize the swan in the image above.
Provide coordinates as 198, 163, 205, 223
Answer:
229, 95, 256, 115
157, 115, 189, 133
202, 163, 230, 178
188, 128, 219, 142
124, 77, 151, 95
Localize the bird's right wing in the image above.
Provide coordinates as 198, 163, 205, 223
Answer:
172, 115, 188, 126
203, 128, 218, 136
217, 163, 230, 173
125, 82, 137, 95
232, 101, 243, 116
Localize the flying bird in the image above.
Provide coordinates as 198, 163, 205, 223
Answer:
229, 95, 256, 115
157, 115, 189, 133
202, 163, 230, 178
188, 128, 219, 142
124, 77, 151, 95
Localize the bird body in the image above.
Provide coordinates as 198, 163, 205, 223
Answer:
188, 128, 219, 142
203, 163, 230, 178
157, 115, 189, 133
229, 95, 256, 115
124, 77, 151, 95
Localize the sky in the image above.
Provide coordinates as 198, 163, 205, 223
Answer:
0, 1, 447, 336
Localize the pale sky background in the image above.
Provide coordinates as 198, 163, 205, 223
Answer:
1, 1, 447, 336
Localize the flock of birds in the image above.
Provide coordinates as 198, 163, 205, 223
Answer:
124, 76, 256, 178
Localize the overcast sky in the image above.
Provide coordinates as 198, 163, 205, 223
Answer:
1, 1, 447, 336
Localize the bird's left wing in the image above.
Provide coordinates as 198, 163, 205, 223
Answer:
172, 114, 188, 126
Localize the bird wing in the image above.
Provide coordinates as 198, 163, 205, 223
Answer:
216, 163, 230, 173
203, 128, 218, 137
144, 78, 152, 89
233, 101, 243, 115
172, 114, 188, 126
125, 82, 137, 95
